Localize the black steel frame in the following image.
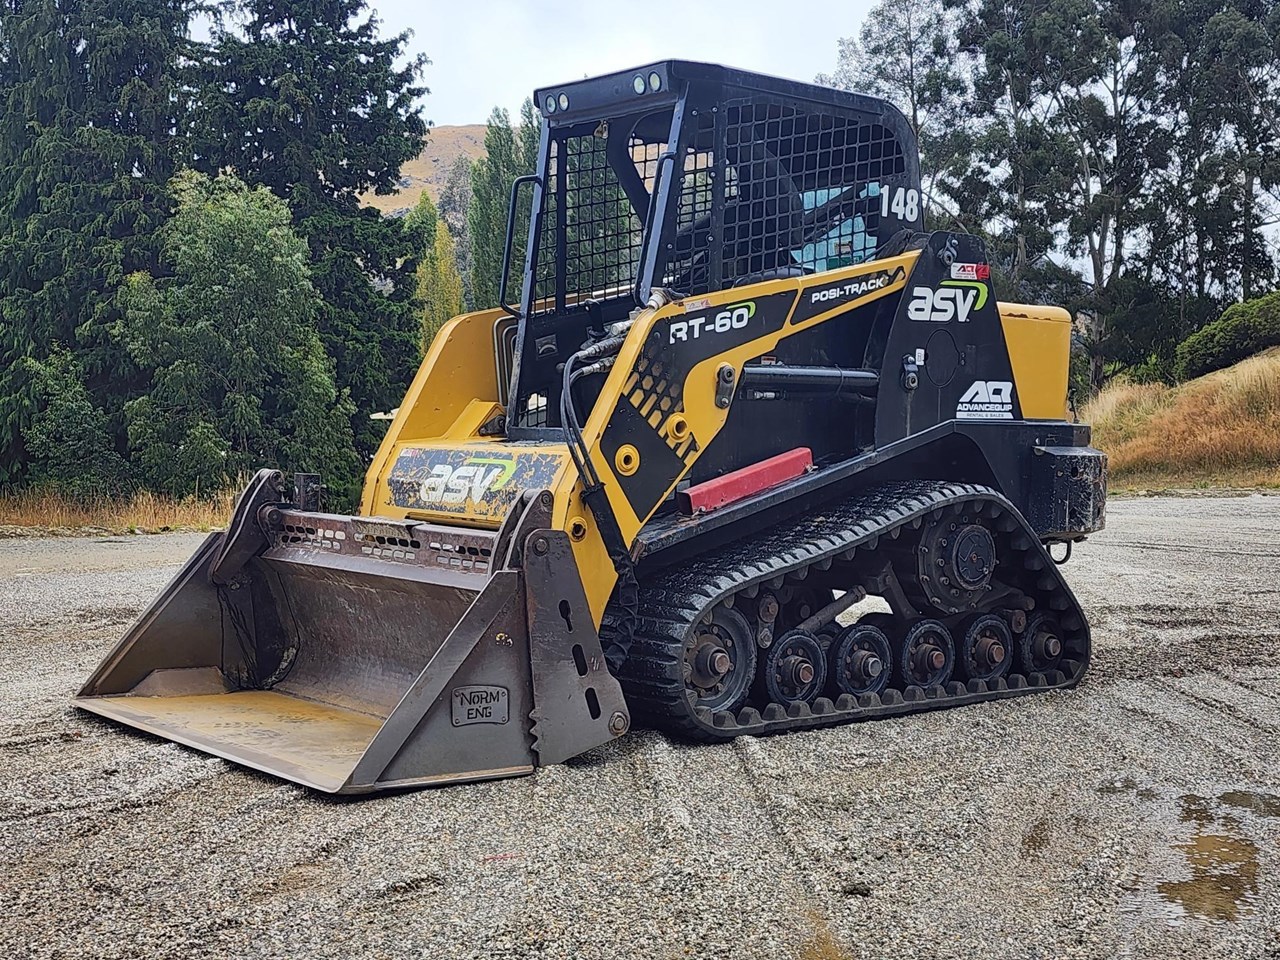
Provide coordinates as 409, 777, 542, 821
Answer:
505, 61, 922, 437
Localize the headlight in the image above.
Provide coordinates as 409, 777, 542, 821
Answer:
633, 74, 646, 95
649, 71, 662, 92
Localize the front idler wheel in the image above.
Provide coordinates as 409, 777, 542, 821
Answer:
1017, 612, 1064, 675
895, 618, 955, 688
828, 622, 892, 697
956, 613, 1012, 682
757, 629, 827, 706
683, 606, 757, 713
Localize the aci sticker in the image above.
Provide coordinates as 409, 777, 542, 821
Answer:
907, 280, 989, 323
956, 380, 1014, 420
451, 685, 509, 726
418, 455, 516, 505
950, 262, 991, 281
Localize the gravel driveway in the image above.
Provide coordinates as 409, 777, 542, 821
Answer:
2, 497, 1278, 959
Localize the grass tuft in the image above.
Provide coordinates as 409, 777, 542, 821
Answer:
0, 486, 237, 535
1085, 348, 1280, 489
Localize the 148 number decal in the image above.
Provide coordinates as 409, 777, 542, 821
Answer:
879, 185, 920, 223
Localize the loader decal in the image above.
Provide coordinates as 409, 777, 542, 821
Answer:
907, 279, 988, 324
789, 265, 906, 325
955, 380, 1014, 420
387, 447, 566, 518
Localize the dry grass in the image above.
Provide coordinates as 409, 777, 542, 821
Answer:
1084, 348, 1280, 489
360, 124, 487, 216
0, 486, 237, 535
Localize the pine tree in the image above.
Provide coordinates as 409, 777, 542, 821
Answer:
0, 0, 194, 484
191, 0, 428, 459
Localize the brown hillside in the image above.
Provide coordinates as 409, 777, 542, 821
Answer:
1083, 348, 1280, 489
362, 123, 486, 216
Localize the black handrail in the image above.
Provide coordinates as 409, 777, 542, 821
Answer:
498, 174, 540, 320
633, 151, 676, 306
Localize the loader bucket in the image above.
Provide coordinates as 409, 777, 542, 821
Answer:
75, 474, 629, 794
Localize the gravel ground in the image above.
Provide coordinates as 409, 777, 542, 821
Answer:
2, 499, 1280, 959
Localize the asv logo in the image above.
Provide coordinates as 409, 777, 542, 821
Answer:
956, 381, 1014, 420
418, 456, 517, 505
669, 301, 755, 344
906, 281, 986, 323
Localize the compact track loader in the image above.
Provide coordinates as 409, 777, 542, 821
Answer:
77, 62, 1106, 793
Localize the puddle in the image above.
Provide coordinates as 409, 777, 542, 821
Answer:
1219, 790, 1280, 819
1157, 832, 1260, 922
1152, 790, 1273, 922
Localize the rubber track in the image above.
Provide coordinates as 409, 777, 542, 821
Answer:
610, 480, 1091, 741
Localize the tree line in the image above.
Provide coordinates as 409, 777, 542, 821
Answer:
4, 0, 1277, 505
820, 0, 1280, 391
0, 0, 435, 502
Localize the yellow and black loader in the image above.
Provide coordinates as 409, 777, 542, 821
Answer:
76, 62, 1106, 793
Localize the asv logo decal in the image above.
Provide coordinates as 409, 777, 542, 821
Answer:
906, 280, 989, 323
669, 301, 755, 344
418, 456, 517, 505
956, 381, 1014, 420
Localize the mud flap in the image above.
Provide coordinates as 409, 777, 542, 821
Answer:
75, 489, 630, 794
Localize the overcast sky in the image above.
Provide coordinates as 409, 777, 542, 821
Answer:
375, 0, 875, 126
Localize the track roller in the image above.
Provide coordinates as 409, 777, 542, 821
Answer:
956, 613, 1013, 682
1017, 612, 1064, 674
683, 606, 757, 713
895, 619, 955, 688
758, 629, 827, 705
828, 621, 891, 697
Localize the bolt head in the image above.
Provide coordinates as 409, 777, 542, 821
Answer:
608, 711, 629, 736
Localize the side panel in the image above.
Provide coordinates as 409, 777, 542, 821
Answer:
360, 308, 506, 517
580, 254, 917, 544
999, 302, 1072, 420
561, 254, 915, 624
875, 233, 1019, 445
